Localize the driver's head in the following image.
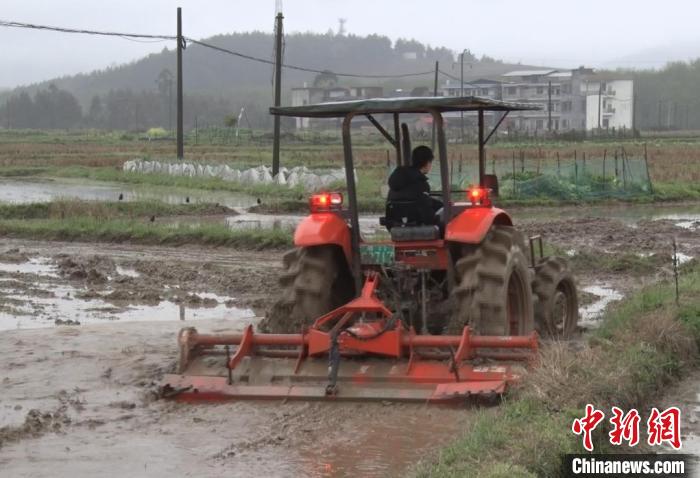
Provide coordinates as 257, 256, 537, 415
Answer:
412, 146, 434, 174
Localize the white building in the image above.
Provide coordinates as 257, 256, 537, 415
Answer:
583, 79, 634, 131
440, 68, 634, 133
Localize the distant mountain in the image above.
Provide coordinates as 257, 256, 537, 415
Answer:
600, 41, 700, 70
1, 31, 539, 127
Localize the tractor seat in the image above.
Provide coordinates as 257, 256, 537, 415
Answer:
379, 200, 441, 241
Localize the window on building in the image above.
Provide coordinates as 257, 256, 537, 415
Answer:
603, 118, 609, 128
536, 119, 544, 130
562, 119, 568, 129
562, 84, 572, 94
507, 86, 517, 95
481, 88, 489, 95
562, 101, 572, 112
537, 86, 544, 94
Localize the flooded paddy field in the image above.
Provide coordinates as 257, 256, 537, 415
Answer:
0, 196, 698, 476
0, 177, 257, 209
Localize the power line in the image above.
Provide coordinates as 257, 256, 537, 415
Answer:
187, 38, 435, 79
438, 69, 461, 82
0, 18, 437, 80
0, 19, 176, 40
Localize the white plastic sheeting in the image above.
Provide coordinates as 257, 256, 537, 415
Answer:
122, 159, 354, 191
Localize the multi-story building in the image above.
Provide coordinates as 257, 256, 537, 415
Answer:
581, 78, 634, 131
289, 67, 633, 134
291, 84, 383, 129
441, 67, 633, 134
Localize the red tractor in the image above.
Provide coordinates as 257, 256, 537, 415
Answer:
162, 97, 578, 403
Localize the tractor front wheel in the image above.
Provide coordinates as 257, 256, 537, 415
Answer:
448, 226, 534, 336
532, 256, 578, 338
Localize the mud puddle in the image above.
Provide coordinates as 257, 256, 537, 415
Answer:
578, 284, 624, 328
0, 177, 256, 208
0, 254, 256, 331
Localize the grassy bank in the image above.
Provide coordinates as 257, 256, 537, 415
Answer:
0, 217, 292, 249
419, 262, 700, 477
0, 199, 234, 221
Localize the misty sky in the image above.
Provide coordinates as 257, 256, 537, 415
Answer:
2, 0, 700, 88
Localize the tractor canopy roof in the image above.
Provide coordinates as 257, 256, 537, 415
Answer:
270, 96, 541, 118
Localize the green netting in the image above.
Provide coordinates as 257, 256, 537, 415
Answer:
421, 154, 653, 201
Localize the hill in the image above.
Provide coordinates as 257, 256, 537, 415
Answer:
1, 31, 533, 129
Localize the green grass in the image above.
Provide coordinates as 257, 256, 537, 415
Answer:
418, 261, 700, 478
0, 166, 50, 177
0, 199, 233, 220
0, 217, 293, 249
49, 165, 308, 200
1, 160, 698, 215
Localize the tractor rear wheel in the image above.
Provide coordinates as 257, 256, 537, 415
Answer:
260, 245, 354, 333
448, 225, 534, 336
532, 256, 578, 338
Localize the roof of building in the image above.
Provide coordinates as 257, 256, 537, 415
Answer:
502, 69, 557, 77
444, 78, 503, 89
270, 96, 540, 118
547, 71, 572, 78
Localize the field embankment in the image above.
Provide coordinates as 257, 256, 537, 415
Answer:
0, 200, 292, 249
418, 261, 700, 478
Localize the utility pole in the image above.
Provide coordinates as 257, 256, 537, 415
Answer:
460, 51, 466, 143
547, 80, 552, 132
431, 60, 438, 150
597, 81, 602, 130
176, 7, 184, 159
671, 101, 677, 130
168, 81, 173, 133
272, 12, 284, 177
632, 87, 636, 132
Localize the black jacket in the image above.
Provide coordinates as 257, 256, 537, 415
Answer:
387, 166, 431, 201
386, 166, 443, 225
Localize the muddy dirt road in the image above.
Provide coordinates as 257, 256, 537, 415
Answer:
0, 210, 698, 477
0, 319, 470, 477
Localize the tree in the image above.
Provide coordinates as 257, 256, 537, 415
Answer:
223, 114, 238, 128
156, 68, 174, 130
313, 70, 338, 88
88, 95, 104, 127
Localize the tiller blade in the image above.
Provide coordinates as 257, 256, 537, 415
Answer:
161, 273, 538, 404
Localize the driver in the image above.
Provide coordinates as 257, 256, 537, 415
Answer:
387, 145, 443, 225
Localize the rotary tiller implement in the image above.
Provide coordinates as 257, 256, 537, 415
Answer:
162, 273, 538, 403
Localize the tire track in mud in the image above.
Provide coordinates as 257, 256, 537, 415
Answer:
0, 320, 471, 478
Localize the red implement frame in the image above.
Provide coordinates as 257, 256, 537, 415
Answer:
162, 272, 538, 403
